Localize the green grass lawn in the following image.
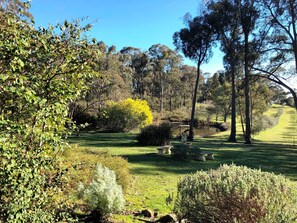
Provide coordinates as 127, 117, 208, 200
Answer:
66, 106, 297, 222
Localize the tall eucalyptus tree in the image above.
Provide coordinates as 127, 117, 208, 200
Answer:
237, 0, 263, 144
174, 14, 214, 141
206, 0, 242, 142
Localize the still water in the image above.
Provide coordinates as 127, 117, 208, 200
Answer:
171, 124, 220, 138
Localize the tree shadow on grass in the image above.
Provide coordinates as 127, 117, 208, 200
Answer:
122, 152, 222, 175
68, 132, 138, 148
282, 126, 297, 141
68, 132, 297, 180
123, 138, 297, 180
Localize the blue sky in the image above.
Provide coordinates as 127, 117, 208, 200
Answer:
30, 0, 224, 74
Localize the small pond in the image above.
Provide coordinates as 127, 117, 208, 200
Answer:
193, 127, 220, 137
171, 123, 221, 138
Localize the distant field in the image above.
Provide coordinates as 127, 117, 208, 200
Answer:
67, 106, 297, 222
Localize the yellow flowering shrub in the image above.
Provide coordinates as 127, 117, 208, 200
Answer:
100, 98, 153, 132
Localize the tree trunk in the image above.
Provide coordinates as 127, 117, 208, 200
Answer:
169, 93, 172, 111
250, 95, 253, 131
289, 88, 297, 111
244, 34, 252, 144
238, 97, 246, 137
224, 115, 227, 123
294, 43, 297, 77
289, 0, 297, 76
228, 63, 237, 142
189, 63, 201, 141
160, 78, 164, 114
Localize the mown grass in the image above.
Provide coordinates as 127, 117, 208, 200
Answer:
66, 106, 297, 222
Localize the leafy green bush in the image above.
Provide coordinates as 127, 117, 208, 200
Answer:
171, 144, 202, 161
137, 123, 172, 146
99, 98, 153, 132
174, 164, 297, 223
0, 7, 98, 222
77, 164, 125, 219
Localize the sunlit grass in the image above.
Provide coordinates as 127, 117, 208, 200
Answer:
254, 106, 297, 143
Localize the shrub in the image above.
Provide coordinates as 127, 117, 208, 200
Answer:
171, 144, 190, 160
63, 147, 131, 193
282, 97, 294, 107
99, 98, 153, 132
0, 8, 98, 222
71, 104, 97, 130
171, 144, 202, 161
94, 152, 131, 193
77, 164, 125, 219
137, 123, 172, 146
174, 164, 297, 223
252, 108, 283, 135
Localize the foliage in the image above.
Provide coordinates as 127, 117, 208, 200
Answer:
251, 115, 274, 135
256, 0, 297, 110
173, 13, 214, 141
0, 6, 98, 222
284, 96, 295, 107
148, 44, 182, 113
77, 164, 125, 219
137, 123, 172, 146
120, 47, 150, 99
171, 144, 202, 161
251, 108, 283, 135
63, 146, 131, 193
99, 98, 153, 132
77, 43, 197, 117
174, 164, 297, 223
162, 106, 191, 122
95, 153, 131, 194
71, 104, 97, 130
250, 80, 273, 115
203, 72, 232, 122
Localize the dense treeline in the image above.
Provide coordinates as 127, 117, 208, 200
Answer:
70, 43, 201, 119
72, 40, 293, 135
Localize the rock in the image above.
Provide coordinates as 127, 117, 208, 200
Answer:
196, 155, 206, 162
140, 209, 154, 218
133, 210, 140, 216
206, 153, 214, 160
157, 214, 177, 223
218, 122, 229, 131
